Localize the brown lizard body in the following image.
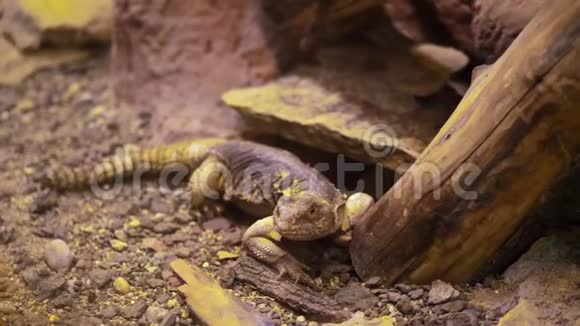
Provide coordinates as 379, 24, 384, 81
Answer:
43, 138, 374, 287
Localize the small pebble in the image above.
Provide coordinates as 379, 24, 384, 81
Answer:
146, 305, 169, 323
395, 283, 412, 294
396, 297, 415, 314
44, 239, 74, 271
89, 269, 114, 288
387, 292, 403, 303
166, 298, 178, 308
167, 276, 181, 287
53, 294, 73, 307
174, 247, 192, 258
87, 291, 97, 303
120, 301, 147, 319
75, 259, 91, 270
20, 268, 39, 285
202, 217, 232, 231
334, 283, 379, 311
0, 301, 17, 314
48, 314, 61, 323
408, 288, 425, 300
37, 274, 66, 300
165, 232, 190, 244
441, 300, 466, 313
296, 315, 306, 323
100, 306, 118, 318
114, 229, 128, 241
30, 190, 58, 214
174, 211, 192, 224
113, 277, 130, 294
221, 229, 243, 245
160, 311, 178, 326
110, 239, 128, 252
149, 197, 175, 214
364, 276, 382, 287
127, 217, 141, 228
156, 293, 171, 304
445, 311, 478, 326
153, 222, 180, 234
146, 278, 165, 288
428, 280, 460, 305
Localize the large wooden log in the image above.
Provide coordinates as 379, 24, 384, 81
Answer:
350, 0, 580, 284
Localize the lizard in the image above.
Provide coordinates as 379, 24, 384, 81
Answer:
40, 138, 375, 287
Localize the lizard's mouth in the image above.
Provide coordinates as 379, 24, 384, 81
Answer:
272, 206, 290, 233
273, 209, 302, 240
281, 229, 331, 241
273, 218, 329, 241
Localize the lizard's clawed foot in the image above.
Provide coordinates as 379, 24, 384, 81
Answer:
274, 255, 320, 289
243, 218, 320, 289
190, 200, 224, 224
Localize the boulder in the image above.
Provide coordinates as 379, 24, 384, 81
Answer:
1, 0, 113, 50
383, 0, 476, 57
430, 0, 475, 55
472, 230, 580, 325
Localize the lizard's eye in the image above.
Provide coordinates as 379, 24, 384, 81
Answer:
308, 206, 318, 215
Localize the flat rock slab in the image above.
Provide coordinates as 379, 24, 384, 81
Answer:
223, 64, 453, 170
171, 259, 271, 326
0, 37, 90, 86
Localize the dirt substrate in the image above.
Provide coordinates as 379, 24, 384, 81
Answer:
0, 54, 514, 326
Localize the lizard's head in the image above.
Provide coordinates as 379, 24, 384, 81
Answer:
273, 192, 343, 241
274, 191, 376, 241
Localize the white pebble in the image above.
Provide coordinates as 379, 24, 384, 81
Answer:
44, 239, 74, 271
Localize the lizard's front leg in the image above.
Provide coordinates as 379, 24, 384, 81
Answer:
188, 156, 228, 220
188, 156, 230, 223
242, 216, 319, 288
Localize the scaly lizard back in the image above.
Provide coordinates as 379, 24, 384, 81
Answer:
43, 138, 226, 189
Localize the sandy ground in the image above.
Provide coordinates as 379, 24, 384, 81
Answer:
0, 54, 513, 326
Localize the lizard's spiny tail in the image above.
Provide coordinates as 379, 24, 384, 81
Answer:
43, 138, 224, 190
